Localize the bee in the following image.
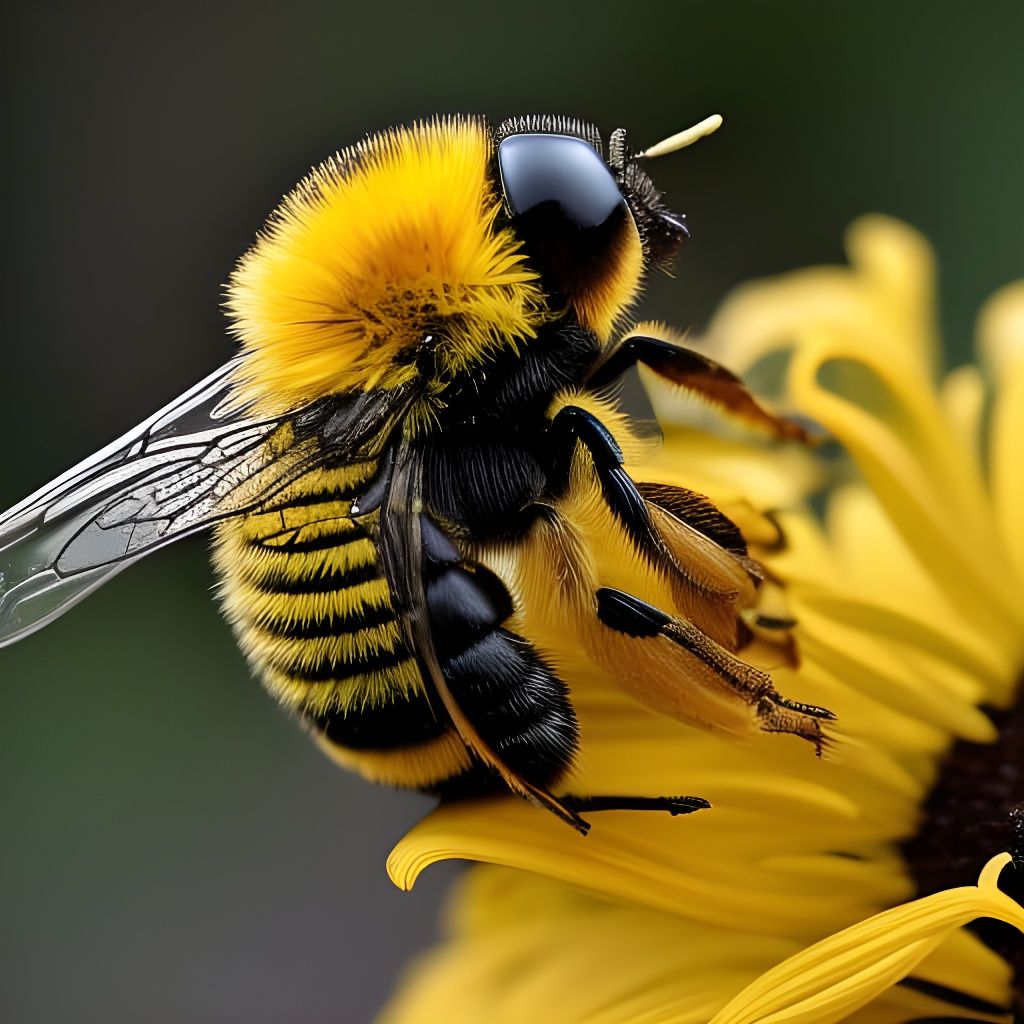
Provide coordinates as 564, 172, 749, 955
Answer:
0, 113, 832, 834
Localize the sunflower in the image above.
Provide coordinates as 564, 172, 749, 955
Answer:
378, 215, 1024, 1024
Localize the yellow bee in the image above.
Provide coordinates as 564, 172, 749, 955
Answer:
0, 114, 831, 833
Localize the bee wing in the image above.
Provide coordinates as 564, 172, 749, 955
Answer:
0, 360, 311, 647
1, 360, 418, 648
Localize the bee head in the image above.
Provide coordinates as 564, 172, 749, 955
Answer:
225, 115, 721, 417
495, 115, 718, 338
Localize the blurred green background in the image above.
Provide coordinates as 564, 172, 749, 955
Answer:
1, 2, 1021, 1021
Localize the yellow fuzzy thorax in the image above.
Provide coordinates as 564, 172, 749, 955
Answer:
226, 117, 547, 415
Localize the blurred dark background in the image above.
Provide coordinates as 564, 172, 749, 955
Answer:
1, 2, 1021, 1021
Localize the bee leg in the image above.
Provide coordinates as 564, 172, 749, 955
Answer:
541, 412, 835, 745
595, 586, 835, 754
560, 794, 710, 816
547, 404, 664, 563
547, 405, 757, 649
586, 332, 808, 441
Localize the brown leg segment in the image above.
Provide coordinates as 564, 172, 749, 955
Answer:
587, 333, 810, 442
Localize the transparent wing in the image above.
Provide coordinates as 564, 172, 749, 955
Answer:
0, 360, 366, 647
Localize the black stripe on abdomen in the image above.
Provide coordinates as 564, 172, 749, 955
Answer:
254, 601, 395, 640
250, 560, 383, 595
266, 639, 411, 682
305, 690, 448, 750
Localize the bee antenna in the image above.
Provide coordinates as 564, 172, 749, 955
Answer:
608, 128, 628, 177
637, 114, 724, 160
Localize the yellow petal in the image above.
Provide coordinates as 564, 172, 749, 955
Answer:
388, 782, 911, 940
381, 867, 1014, 1024
786, 330, 1024, 655
843, 215, 939, 376
381, 872, 797, 1024
979, 280, 1024, 378
941, 362, 987, 456
707, 854, 1022, 1024
706, 216, 938, 380
979, 281, 1024, 580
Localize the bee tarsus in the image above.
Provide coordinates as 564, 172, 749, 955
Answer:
561, 795, 711, 817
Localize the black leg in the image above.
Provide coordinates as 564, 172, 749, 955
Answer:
587, 333, 809, 441
562, 794, 711, 816
547, 404, 664, 561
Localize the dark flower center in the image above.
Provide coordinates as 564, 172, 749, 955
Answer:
902, 698, 1024, 1018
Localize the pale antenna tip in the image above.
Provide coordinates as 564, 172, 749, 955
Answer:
638, 114, 724, 159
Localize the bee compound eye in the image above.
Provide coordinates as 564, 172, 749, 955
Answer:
498, 134, 624, 229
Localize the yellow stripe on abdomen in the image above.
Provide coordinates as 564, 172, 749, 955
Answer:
213, 462, 425, 714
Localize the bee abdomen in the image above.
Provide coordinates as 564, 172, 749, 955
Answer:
424, 560, 580, 792
443, 628, 579, 785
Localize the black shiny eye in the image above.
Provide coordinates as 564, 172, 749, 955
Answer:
498, 134, 624, 228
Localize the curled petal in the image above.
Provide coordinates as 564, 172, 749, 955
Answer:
388, 784, 910, 939
707, 854, 1023, 1024
706, 216, 938, 379
786, 330, 1024, 673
